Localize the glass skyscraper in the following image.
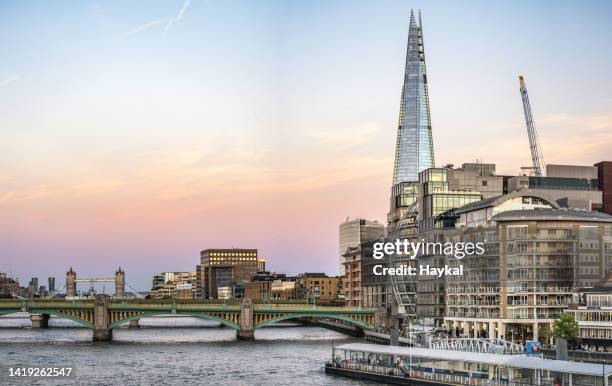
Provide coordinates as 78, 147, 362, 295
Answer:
392, 10, 434, 185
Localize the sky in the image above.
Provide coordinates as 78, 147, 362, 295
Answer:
1, 0, 611, 290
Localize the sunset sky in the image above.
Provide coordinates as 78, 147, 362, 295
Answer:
1, 0, 611, 289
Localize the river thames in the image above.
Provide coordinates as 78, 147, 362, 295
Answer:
0, 314, 366, 385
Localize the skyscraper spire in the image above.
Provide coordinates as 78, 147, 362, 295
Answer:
392, 9, 434, 185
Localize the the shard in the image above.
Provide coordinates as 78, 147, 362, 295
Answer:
392, 10, 435, 185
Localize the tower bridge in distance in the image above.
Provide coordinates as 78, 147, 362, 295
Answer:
0, 296, 382, 341
65, 267, 128, 299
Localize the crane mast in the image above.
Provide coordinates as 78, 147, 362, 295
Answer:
519, 75, 545, 176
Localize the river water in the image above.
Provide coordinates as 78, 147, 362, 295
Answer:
0, 314, 366, 385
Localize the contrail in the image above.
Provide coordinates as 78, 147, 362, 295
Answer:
122, 0, 192, 38
176, 0, 191, 21
121, 18, 170, 37
0, 74, 20, 88
164, 0, 191, 35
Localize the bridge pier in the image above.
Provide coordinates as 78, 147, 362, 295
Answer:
237, 298, 254, 341
93, 294, 112, 341
30, 313, 50, 329
93, 328, 113, 341
129, 319, 140, 329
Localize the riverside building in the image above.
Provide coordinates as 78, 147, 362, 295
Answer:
566, 278, 612, 349
444, 196, 612, 344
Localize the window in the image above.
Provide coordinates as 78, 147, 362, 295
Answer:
482, 180, 488, 187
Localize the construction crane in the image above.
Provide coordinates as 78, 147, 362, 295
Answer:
519, 75, 545, 176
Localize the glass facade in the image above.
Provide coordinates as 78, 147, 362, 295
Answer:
392, 11, 434, 185
391, 181, 419, 209
528, 176, 598, 190
418, 168, 482, 230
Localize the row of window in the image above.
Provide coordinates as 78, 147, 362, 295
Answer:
208, 252, 256, 257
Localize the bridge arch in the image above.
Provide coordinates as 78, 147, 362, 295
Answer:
41, 310, 95, 328
108, 312, 240, 330
0, 310, 94, 328
254, 313, 374, 330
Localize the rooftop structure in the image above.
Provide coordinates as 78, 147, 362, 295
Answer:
454, 189, 559, 227
507, 164, 603, 211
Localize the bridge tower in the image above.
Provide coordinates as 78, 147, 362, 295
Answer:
66, 267, 76, 298
114, 267, 125, 298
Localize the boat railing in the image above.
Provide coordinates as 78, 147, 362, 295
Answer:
332, 361, 552, 386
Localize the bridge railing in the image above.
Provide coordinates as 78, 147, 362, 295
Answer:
254, 304, 378, 312
0, 299, 96, 307
0, 298, 380, 314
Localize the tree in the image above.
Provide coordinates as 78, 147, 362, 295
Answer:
552, 314, 579, 342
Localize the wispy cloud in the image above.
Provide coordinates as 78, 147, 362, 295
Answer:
120, 18, 171, 37
0, 74, 20, 88
303, 124, 382, 148
121, 0, 191, 38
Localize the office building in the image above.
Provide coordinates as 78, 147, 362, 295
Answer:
417, 167, 483, 230
244, 281, 271, 300
149, 271, 197, 299
339, 219, 384, 275
296, 273, 341, 301
271, 279, 297, 300
175, 283, 193, 300
0, 273, 19, 298
390, 164, 495, 326
195, 264, 202, 299
244, 271, 289, 300
596, 161, 612, 215
200, 248, 258, 299
29, 277, 38, 292
152, 274, 165, 289
48, 277, 55, 293
447, 163, 504, 199
257, 257, 266, 272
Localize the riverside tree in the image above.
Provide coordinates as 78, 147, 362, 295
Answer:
552, 314, 579, 346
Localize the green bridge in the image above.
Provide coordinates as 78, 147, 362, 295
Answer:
0, 296, 381, 341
